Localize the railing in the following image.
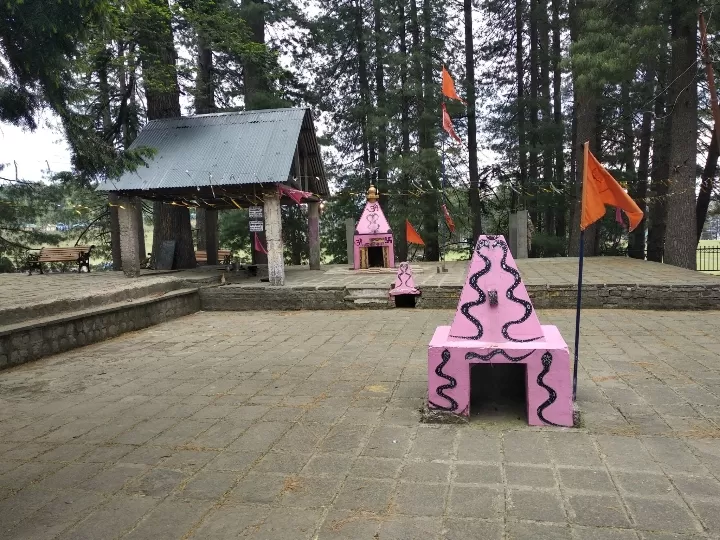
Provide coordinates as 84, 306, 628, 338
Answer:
609, 246, 720, 272
697, 245, 720, 272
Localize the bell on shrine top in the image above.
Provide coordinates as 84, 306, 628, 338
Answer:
367, 184, 379, 202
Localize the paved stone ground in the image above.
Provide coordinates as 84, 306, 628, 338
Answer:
3, 258, 718, 322
1, 309, 720, 539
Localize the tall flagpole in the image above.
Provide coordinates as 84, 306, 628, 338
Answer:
572, 229, 584, 402
440, 134, 446, 266
572, 142, 587, 402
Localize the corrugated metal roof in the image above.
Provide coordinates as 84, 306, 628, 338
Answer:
98, 108, 328, 195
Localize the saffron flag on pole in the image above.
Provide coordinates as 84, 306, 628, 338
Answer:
254, 232, 268, 255
441, 66, 465, 103
442, 204, 456, 233
441, 104, 462, 144
406, 220, 425, 245
581, 143, 644, 231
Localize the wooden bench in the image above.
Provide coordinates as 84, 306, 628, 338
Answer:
27, 246, 95, 275
196, 249, 232, 265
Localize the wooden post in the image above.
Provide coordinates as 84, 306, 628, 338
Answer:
308, 202, 321, 270
265, 190, 285, 286
118, 196, 141, 277
206, 209, 219, 265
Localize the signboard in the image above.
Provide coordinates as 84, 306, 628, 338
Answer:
155, 240, 176, 270
249, 205, 264, 232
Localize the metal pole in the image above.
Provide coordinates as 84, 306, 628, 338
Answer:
440, 136, 446, 267
572, 230, 585, 401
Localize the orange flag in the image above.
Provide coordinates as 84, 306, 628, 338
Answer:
581, 143, 644, 231
442, 66, 465, 103
406, 220, 425, 245
441, 104, 462, 144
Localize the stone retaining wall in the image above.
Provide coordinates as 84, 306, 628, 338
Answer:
201, 283, 720, 311
0, 289, 199, 370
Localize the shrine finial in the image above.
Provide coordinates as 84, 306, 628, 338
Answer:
367, 184, 379, 202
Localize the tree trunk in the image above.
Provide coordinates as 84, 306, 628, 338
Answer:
373, 0, 388, 211
697, 129, 718, 244
528, 0, 539, 228
421, 0, 439, 261
647, 61, 669, 263
465, 0, 482, 241
629, 72, 653, 260
664, 4, 697, 269
194, 34, 216, 252
539, 0, 553, 234
109, 193, 122, 270
196, 208, 207, 250
515, 0, 527, 211
152, 202, 196, 269
195, 35, 215, 115
567, 96, 598, 256
567, 0, 597, 256
397, 1, 410, 262
551, 0, 565, 239
140, 0, 195, 269
242, 0, 269, 110
631, 107, 652, 260
356, 0, 372, 184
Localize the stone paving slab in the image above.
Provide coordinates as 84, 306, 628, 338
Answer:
1, 309, 720, 539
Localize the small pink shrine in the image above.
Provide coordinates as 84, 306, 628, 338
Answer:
389, 262, 420, 296
354, 185, 395, 270
390, 262, 421, 308
427, 235, 573, 427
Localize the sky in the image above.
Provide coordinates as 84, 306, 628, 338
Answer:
0, 117, 72, 182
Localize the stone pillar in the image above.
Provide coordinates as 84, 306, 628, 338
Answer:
515, 210, 529, 259
118, 196, 141, 277
509, 212, 518, 256
345, 218, 355, 267
135, 198, 146, 260
108, 193, 122, 270
308, 202, 321, 270
265, 191, 285, 286
206, 209, 219, 265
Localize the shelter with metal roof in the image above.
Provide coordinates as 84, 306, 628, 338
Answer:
104, 108, 328, 285
98, 108, 328, 207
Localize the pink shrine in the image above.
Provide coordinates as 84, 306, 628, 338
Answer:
427, 235, 573, 427
354, 185, 395, 270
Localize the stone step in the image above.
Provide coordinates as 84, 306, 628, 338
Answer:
344, 288, 390, 307
1, 288, 199, 370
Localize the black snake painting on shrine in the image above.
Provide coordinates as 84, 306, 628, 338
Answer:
465, 350, 534, 363
496, 237, 542, 343
397, 263, 412, 288
536, 351, 560, 426
449, 241, 491, 340
429, 349, 458, 412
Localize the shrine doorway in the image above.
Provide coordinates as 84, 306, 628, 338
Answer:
368, 246, 385, 268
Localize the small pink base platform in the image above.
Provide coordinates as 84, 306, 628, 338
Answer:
427, 235, 573, 427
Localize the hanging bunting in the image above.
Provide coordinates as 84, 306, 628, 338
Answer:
441, 104, 462, 144
615, 207, 626, 229
254, 232, 268, 255
441, 66, 466, 104
442, 204, 456, 233
278, 184, 313, 205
